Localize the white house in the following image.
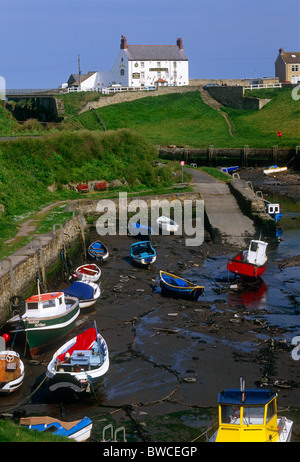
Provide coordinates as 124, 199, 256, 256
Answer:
67, 36, 189, 91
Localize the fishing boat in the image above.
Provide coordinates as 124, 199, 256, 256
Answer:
227, 239, 268, 279
46, 323, 109, 395
159, 270, 204, 300
74, 263, 101, 282
130, 241, 156, 266
156, 216, 179, 233
129, 222, 152, 236
265, 202, 282, 222
0, 337, 24, 394
2, 287, 80, 358
263, 165, 287, 175
20, 416, 93, 442
63, 281, 100, 310
88, 241, 109, 261
209, 378, 293, 442
219, 166, 239, 174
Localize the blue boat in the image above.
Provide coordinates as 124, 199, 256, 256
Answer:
20, 416, 93, 441
159, 270, 204, 300
63, 281, 100, 310
88, 241, 109, 261
220, 166, 239, 174
129, 222, 152, 236
130, 241, 156, 266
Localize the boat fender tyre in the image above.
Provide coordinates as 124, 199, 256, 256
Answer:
10, 295, 25, 317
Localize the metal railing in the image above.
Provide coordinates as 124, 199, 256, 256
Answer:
244, 83, 282, 90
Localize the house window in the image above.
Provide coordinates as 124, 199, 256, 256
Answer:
141, 62, 144, 68
291, 64, 299, 72
141, 72, 145, 79
157, 71, 161, 78
173, 62, 177, 68
120, 69, 125, 76
157, 62, 161, 67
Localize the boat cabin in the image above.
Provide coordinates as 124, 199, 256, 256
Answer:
214, 388, 282, 442
246, 240, 268, 266
25, 292, 65, 316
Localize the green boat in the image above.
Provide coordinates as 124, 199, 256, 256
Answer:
3, 291, 80, 358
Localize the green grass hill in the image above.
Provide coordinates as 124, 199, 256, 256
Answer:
60, 88, 300, 148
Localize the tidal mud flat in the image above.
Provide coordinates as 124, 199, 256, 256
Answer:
1, 168, 299, 442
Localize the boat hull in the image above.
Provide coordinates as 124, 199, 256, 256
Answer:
46, 328, 109, 395
20, 416, 93, 442
75, 264, 101, 282
159, 271, 204, 300
88, 241, 109, 261
227, 253, 267, 279
0, 351, 24, 394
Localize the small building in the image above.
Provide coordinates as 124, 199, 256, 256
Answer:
65, 36, 189, 91
275, 48, 300, 83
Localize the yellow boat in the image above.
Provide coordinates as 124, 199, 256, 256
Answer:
210, 379, 293, 442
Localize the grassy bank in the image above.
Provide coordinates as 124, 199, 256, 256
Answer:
61, 88, 300, 148
0, 129, 183, 248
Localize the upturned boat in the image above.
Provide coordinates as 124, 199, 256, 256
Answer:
130, 241, 156, 266
227, 239, 268, 279
159, 270, 204, 299
0, 337, 25, 393
129, 222, 152, 236
2, 288, 80, 358
20, 416, 93, 442
156, 216, 179, 233
209, 379, 293, 442
74, 263, 101, 282
46, 324, 109, 395
263, 165, 287, 175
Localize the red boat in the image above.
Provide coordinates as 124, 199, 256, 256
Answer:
227, 240, 268, 279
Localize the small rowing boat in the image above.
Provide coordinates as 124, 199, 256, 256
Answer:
88, 241, 109, 261
156, 216, 179, 233
159, 270, 204, 299
263, 165, 287, 175
74, 263, 101, 282
130, 241, 156, 266
63, 281, 100, 310
20, 416, 93, 442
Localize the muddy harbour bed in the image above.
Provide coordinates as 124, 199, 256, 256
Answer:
0, 168, 300, 443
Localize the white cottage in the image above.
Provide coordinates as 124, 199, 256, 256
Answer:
67, 36, 189, 91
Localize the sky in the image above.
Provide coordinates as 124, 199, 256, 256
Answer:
0, 0, 299, 89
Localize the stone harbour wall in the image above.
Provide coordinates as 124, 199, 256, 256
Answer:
0, 214, 88, 325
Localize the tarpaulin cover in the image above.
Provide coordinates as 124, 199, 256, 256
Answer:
58, 327, 97, 362
63, 281, 94, 300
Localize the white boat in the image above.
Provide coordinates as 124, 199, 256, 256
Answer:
263, 165, 287, 175
63, 281, 100, 310
0, 337, 25, 393
156, 215, 179, 233
46, 323, 109, 395
20, 416, 93, 442
75, 264, 101, 282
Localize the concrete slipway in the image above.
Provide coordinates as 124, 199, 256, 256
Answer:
187, 168, 257, 247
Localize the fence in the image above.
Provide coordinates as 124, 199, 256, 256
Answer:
244, 83, 282, 91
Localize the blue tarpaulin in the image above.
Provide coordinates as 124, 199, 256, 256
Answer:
63, 281, 94, 300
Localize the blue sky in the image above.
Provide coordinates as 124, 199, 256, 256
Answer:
1, 0, 299, 88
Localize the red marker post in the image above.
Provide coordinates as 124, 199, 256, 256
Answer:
181, 160, 185, 183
